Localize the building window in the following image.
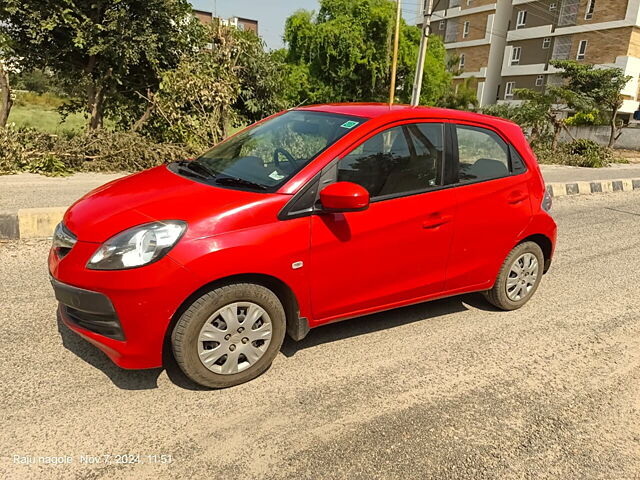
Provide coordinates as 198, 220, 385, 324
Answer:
542, 37, 551, 49
585, 0, 595, 20
459, 54, 466, 69
535, 75, 545, 87
463, 21, 470, 38
511, 47, 522, 65
549, 3, 557, 10
577, 40, 588, 60
516, 10, 527, 29
505, 82, 515, 98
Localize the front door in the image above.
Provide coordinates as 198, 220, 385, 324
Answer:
309, 121, 457, 322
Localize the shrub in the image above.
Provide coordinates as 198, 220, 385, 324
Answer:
13, 91, 67, 109
0, 127, 196, 176
564, 111, 598, 127
535, 139, 628, 168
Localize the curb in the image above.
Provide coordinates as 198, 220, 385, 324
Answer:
1, 178, 639, 240
546, 178, 640, 197
0, 207, 67, 240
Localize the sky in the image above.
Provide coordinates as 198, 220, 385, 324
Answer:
190, 0, 420, 50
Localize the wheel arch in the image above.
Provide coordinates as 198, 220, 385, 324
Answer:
164, 273, 309, 354
518, 233, 553, 273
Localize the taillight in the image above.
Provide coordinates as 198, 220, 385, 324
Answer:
542, 190, 552, 212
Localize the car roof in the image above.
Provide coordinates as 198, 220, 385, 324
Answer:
296, 102, 519, 130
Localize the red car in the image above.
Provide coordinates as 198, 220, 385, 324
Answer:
50, 104, 557, 388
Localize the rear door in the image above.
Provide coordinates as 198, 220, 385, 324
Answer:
446, 122, 532, 291
309, 121, 457, 321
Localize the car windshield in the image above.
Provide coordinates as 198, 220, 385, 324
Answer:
184, 110, 367, 191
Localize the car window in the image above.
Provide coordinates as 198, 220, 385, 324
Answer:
338, 123, 444, 199
456, 125, 510, 183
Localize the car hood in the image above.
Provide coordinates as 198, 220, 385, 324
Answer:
64, 165, 285, 243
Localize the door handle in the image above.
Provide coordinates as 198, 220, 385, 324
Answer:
422, 213, 452, 229
508, 191, 528, 205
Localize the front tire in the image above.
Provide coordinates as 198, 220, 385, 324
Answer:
171, 283, 286, 388
484, 242, 544, 311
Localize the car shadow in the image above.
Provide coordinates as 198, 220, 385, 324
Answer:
57, 292, 498, 390
57, 313, 164, 390
57, 311, 214, 391
281, 292, 498, 357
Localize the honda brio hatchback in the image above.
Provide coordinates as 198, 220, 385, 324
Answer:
50, 104, 557, 388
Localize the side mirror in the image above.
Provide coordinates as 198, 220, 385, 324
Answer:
319, 182, 370, 213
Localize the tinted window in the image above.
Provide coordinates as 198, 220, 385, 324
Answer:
338, 123, 444, 198
456, 125, 510, 183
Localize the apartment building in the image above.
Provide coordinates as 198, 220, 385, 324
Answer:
193, 9, 259, 35
429, 0, 513, 106
500, 0, 640, 118
423, 0, 640, 117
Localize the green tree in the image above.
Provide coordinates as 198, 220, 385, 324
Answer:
0, 0, 204, 130
140, 23, 286, 150
283, 0, 450, 105
513, 88, 573, 148
437, 78, 479, 111
483, 87, 576, 149
551, 60, 631, 147
0, 34, 14, 127
12, 69, 64, 95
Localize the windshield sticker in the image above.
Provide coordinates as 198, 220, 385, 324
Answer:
269, 170, 286, 181
340, 120, 360, 129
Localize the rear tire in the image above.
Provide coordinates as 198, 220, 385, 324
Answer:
484, 242, 544, 311
171, 283, 286, 388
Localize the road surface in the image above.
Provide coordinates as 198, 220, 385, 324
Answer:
1, 191, 639, 479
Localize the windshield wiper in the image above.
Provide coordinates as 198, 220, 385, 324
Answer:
175, 160, 217, 180
214, 176, 268, 191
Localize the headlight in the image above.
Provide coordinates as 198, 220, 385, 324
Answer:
87, 221, 186, 270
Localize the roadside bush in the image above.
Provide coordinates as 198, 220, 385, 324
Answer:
13, 91, 67, 109
535, 139, 628, 168
0, 127, 196, 176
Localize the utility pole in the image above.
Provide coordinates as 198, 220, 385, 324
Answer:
411, 0, 434, 106
389, 0, 402, 105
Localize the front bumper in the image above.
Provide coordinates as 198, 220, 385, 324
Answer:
49, 241, 200, 369
51, 277, 125, 341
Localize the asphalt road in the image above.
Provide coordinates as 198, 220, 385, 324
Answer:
0, 173, 124, 212
1, 191, 639, 480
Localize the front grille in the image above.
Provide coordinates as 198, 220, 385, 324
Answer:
63, 305, 125, 341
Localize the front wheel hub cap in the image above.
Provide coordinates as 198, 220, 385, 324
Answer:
197, 302, 273, 375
